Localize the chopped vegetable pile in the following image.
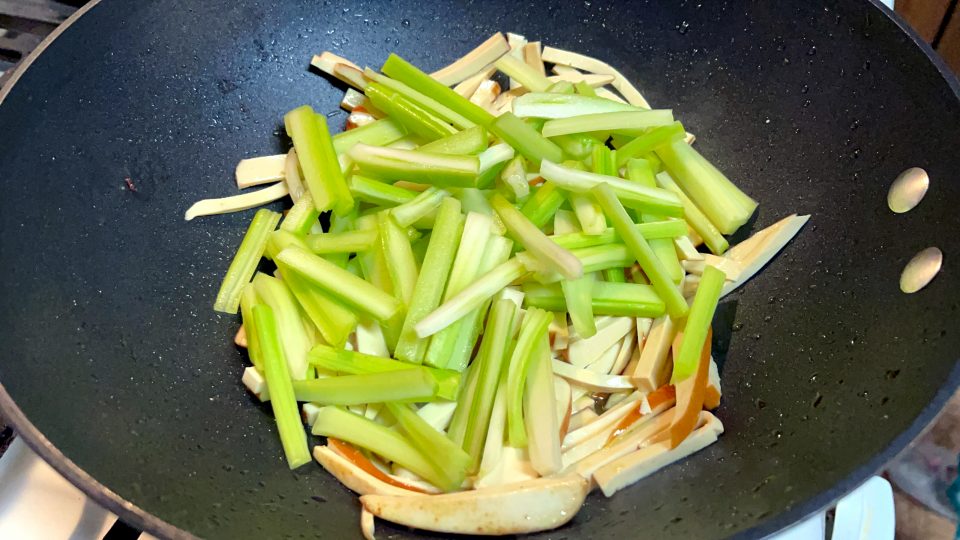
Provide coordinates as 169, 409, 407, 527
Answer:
190, 32, 809, 537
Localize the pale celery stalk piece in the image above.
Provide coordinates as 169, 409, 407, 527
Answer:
184, 182, 288, 221
430, 32, 510, 86
311, 406, 454, 491
561, 272, 597, 338
500, 155, 530, 200
385, 402, 471, 489
568, 192, 607, 235
377, 211, 419, 308
494, 53, 551, 92
284, 149, 307, 202
252, 305, 311, 469
539, 160, 683, 217
505, 307, 553, 447
395, 198, 464, 364
541, 110, 675, 138
349, 175, 418, 207
512, 92, 639, 119
415, 257, 528, 338
655, 171, 729, 255
390, 187, 449, 229
239, 284, 263, 370
265, 229, 309, 260
348, 143, 481, 188
284, 105, 354, 215
305, 229, 377, 254
280, 193, 319, 236
332, 117, 408, 155
418, 125, 489, 155
490, 193, 583, 280
252, 273, 311, 380
276, 245, 401, 322
212, 209, 281, 314
672, 265, 726, 382
591, 183, 689, 319
553, 209, 582, 235
523, 340, 561, 475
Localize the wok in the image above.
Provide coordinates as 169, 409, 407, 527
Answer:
1, 0, 958, 538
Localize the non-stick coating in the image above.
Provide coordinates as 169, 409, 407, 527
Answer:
1, 1, 959, 538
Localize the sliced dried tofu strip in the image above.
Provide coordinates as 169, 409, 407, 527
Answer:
505, 33, 528, 90
553, 359, 635, 392
682, 254, 744, 281
542, 46, 651, 108
629, 315, 676, 392
430, 32, 510, 86
360, 508, 376, 540
569, 401, 675, 478
235, 154, 286, 189
562, 392, 642, 450
242, 366, 268, 401
523, 41, 546, 77
674, 235, 704, 261
704, 357, 721, 410
453, 65, 497, 98
567, 316, 633, 368
547, 72, 616, 87
721, 214, 810, 298
184, 181, 288, 221
311, 51, 364, 89
313, 446, 418, 497
594, 87, 628, 104
609, 331, 636, 376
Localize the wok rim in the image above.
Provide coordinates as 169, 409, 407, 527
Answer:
0, 1, 957, 538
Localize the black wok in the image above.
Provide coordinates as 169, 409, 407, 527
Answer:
1, 0, 958, 538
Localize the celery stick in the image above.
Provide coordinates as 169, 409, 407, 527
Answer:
305, 229, 377, 254
672, 265, 725, 383
308, 345, 460, 400
284, 105, 354, 215
520, 181, 565, 228
418, 125, 489, 155
381, 54, 495, 127
311, 406, 453, 491
547, 80, 576, 94
395, 198, 464, 364
332, 117, 407, 155
253, 305, 311, 469
213, 209, 281, 314
495, 54, 551, 92
539, 160, 683, 217
655, 171, 729, 255
522, 281, 665, 317
451, 189, 504, 233
377, 211, 419, 309
614, 121, 686, 167
276, 245, 401, 321
389, 187, 447, 229
591, 183, 688, 318
415, 258, 527, 338
280, 194, 320, 236
574, 81, 596, 97
252, 273, 311, 379
291, 368, 438, 404
655, 138, 758, 234
553, 208, 581, 235
365, 69, 475, 130
604, 267, 627, 283
550, 220, 687, 249
365, 83, 456, 140
349, 175, 418, 207
475, 143, 516, 189
592, 144, 618, 177
276, 264, 357, 347
549, 133, 598, 160
385, 402, 470, 489
265, 230, 310, 260
447, 361, 480, 446
348, 143, 480, 188
489, 112, 563, 166
505, 307, 552, 447
626, 160, 684, 284
499, 155, 530, 201
461, 299, 517, 470
239, 284, 263, 370
569, 193, 607, 235
512, 92, 639, 118
541, 110, 675, 138
562, 272, 597, 338
491, 193, 583, 280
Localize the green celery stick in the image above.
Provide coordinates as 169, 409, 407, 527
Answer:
311, 406, 454, 491
252, 273, 311, 379
451, 189, 505, 233
238, 284, 263, 370
574, 81, 596, 97
541, 110, 675, 138
355, 216, 403, 350
475, 143, 516, 189
672, 265, 725, 383
415, 258, 527, 338
447, 361, 481, 446
276, 264, 357, 347
520, 243, 636, 282
591, 183, 688, 318
592, 144, 617, 176
265, 229, 309, 260
291, 368, 438, 404
365, 83, 456, 140
280, 194, 320, 236
348, 175, 418, 207
395, 198, 464, 363
522, 280, 666, 317
305, 229, 377, 254
494, 54, 551, 92
604, 268, 627, 283
390, 187, 448, 228
491, 193, 583, 280
385, 402, 471, 489
568, 192, 607, 235
539, 160, 683, 217
655, 171, 729, 255
505, 307, 552, 447
520, 181, 565, 228
655, 138, 758, 234
307, 345, 460, 400
613, 122, 686, 167
378, 211, 419, 309
284, 105, 354, 215
489, 112, 563, 167
213, 209, 281, 314
418, 125, 489, 155
512, 92, 639, 119
276, 245, 401, 322
348, 143, 480, 188
365, 69, 475, 130
461, 299, 517, 470
252, 305, 311, 469
332, 117, 408, 155
550, 220, 687, 249
547, 80, 576, 94
626, 160, 684, 284
549, 133, 599, 160
562, 272, 597, 338
381, 54, 494, 127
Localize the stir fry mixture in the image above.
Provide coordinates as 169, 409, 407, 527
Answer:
188, 32, 809, 537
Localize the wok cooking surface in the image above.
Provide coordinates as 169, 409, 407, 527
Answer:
0, 1, 958, 538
